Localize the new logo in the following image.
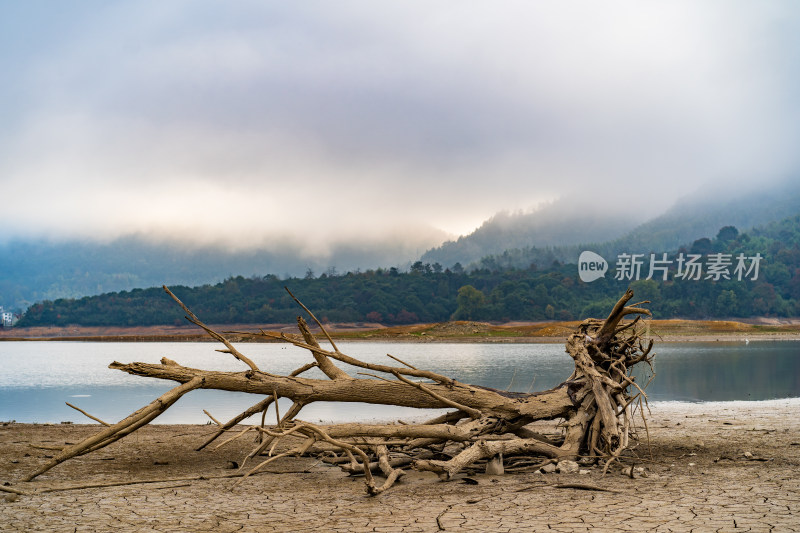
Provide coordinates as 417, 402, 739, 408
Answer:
578, 251, 608, 283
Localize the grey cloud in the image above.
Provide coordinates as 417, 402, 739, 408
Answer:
1, 1, 798, 249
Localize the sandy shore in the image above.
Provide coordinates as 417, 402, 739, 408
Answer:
3, 318, 799, 344
2, 399, 799, 532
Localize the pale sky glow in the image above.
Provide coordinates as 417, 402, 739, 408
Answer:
1, 1, 798, 254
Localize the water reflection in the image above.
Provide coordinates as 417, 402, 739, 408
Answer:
634, 342, 800, 402
0, 340, 797, 423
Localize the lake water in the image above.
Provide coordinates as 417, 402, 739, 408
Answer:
0, 340, 798, 424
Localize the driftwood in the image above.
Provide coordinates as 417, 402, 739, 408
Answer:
23, 286, 655, 495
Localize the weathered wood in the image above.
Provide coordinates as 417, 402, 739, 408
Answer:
196, 396, 274, 451
108, 360, 576, 420
24, 377, 204, 481
23, 287, 655, 494
65, 402, 110, 426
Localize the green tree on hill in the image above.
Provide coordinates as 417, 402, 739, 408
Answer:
452, 285, 486, 320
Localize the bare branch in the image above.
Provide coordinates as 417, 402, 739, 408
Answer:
203, 410, 222, 426
244, 330, 457, 385
25, 377, 204, 481
65, 402, 110, 426
295, 316, 351, 380
386, 353, 418, 370
391, 371, 483, 420
284, 286, 340, 353
197, 396, 275, 451
162, 286, 260, 372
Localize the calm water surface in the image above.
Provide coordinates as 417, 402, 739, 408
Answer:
0, 340, 797, 423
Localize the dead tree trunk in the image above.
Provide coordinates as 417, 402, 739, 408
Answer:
24, 287, 654, 494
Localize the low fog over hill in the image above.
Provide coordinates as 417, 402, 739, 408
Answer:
420, 196, 646, 268
2, 178, 798, 313
0, 230, 447, 312
434, 177, 800, 271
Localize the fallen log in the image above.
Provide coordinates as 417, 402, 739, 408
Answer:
23, 286, 655, 495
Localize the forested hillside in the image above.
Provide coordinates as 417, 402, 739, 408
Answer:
4, 180, 798, 314
0, 233, 441, 312
420, 196, 643, 268
18, 214, 800, 327
470, 178, 800, 272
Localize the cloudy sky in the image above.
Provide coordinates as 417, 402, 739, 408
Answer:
1, 1, 798, 254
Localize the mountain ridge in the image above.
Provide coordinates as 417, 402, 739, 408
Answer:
469, 177, 800, 272
2, 178, 797, 313
16, 210, 800, 326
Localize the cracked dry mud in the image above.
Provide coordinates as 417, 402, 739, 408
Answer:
2, 401, 799, 532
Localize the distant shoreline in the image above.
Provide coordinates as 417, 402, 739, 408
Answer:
2, 334, 800, 344
2, 318, 799, 343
